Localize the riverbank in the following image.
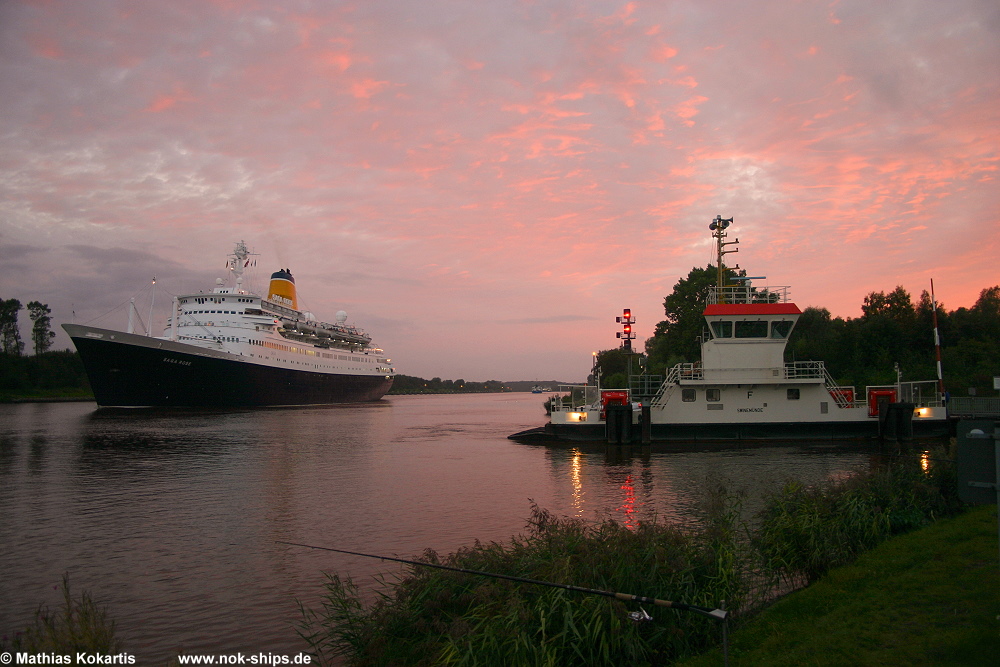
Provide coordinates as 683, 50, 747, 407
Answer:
2, 395, 94, 403
7, 505, 994, 665
681, 504, 999, 666
296, 449, 964, 664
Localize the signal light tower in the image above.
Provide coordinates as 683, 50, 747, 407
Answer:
616, 308, 636, 350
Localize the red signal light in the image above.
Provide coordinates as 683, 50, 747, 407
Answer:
623, 324, 632, 334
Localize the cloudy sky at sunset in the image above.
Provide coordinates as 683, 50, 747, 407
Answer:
1, 0, 997, 382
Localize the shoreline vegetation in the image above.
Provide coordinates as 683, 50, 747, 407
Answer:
5, 446, 991, 665
294, 445, 969, 665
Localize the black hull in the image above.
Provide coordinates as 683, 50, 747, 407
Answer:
66, 326, 393, 407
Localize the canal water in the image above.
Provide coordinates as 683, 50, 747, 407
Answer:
1, 393, 877, 663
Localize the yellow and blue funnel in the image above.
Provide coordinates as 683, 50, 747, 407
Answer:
268, 269, 298, 309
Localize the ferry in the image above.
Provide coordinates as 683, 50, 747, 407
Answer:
64, 241, 395, 407
511, 217, 949, 443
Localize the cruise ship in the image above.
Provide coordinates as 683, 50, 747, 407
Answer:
64, 241, 395, 407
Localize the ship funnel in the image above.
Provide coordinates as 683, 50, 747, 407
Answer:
268, 269, 298, 309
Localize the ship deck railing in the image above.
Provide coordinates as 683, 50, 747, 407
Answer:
707, 284, 792, 305
660, 360, 835, 382
629, 375, 666, 405
867, 381, 945, 408
550, 384, 601, 413
948, 396, 1000, 418
651, 362, 948, 411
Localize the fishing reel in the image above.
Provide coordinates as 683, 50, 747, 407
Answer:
627, 606, 653, 623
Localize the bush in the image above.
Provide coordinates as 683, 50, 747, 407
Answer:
298, 502, 745, 666
753, 448, 962, 584
1, 575, 122, 656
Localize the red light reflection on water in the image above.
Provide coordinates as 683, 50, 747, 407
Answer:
619, 474, 637, 530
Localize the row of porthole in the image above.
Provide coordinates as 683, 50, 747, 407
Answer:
249, 353, 384, 373
681, 387, 804, 402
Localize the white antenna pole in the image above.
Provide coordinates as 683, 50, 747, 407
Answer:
931, 279, 944, 398
127, 298, 136, 334
148, 277, 156, 336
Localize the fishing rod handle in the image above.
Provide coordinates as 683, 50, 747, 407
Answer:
614, 592, 674, 607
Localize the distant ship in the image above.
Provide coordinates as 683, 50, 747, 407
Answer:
511, 217, 949, 443
64, 241, 395, 407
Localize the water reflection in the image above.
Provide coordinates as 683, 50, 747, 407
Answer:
536, 440, 881, 528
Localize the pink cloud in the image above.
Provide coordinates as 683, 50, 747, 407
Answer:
1, 0, 997, 381
28, 34, 64, 59
348, 77, 389, 99
143, 87, 195, 113
650, 44, 678, 61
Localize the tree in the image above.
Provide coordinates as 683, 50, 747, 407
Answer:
645, 264, 738, 374
27, 301, 56, 355
971, 285, 1000, 335
0, 298, 24, 356
592, 348, 642, 388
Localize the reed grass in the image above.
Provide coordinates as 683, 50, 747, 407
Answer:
299, 448, 964, 666
298, 500, 749, 666
0, 574, 122, 656
753, 447, 962, 584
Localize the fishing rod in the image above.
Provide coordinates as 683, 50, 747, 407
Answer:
276, 540, 728, 622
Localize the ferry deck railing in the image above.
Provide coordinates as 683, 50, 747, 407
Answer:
638, 361, 947, 412
707, 285, 792, 305
550, 384, 601, 413
948, 396, 1000, 418
629, 375, 666, 405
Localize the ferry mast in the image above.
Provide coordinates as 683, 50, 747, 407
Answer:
709, 215, 738, 300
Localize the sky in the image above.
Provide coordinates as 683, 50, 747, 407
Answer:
1, 0, 998, 382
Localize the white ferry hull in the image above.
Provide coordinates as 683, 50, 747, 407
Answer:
536, 416, 949, 443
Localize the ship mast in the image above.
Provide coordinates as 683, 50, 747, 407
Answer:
227, 240, 259, 293
709, 215, 738, 301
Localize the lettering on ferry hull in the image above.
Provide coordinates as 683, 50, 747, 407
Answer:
737, 407, 764, 413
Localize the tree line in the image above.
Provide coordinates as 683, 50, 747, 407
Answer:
593, 265, 1000, 396
388, 375, 509, 394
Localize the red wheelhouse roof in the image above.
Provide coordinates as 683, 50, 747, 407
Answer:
703, 303, 802, 316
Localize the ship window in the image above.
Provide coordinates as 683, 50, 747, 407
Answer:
735, 320, 768, 338
787, 388, 800, 400
710, 321, 732, 338
706, 388, 721, 401
682, 388, 696, 402
771, 321, 793, 339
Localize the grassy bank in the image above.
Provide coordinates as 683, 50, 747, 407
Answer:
681, 504, 1000, 666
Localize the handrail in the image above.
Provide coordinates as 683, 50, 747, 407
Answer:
948, 396, 1000, 417
707, 285, 791, 304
